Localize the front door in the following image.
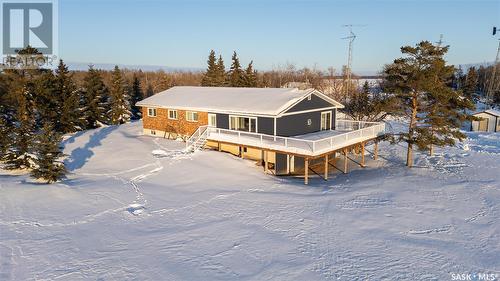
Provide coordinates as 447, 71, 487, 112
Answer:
321, 111, 332, 131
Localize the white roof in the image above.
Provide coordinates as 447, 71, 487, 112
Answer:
485, 109, 500, 117
475, 109, 500, 117
136, 86, 342, 116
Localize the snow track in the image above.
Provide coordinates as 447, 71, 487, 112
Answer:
1, 121, 499, 280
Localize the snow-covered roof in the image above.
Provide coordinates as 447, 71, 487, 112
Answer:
136, 86, 343, 116
474, 109, 500, 117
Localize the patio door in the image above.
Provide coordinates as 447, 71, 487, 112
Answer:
321, 111, 332, 131
229, 116, 257, 133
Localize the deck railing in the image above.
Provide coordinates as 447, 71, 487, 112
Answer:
198, 119, 385, 156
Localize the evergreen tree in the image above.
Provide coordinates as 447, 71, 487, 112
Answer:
33, 71, 57, 128
31, 122, 66, 183
494, 89, 500, 106
145, 83, 154, 98
201, 50, 219, 86
215, 55, 226, 86
0, 117, 11, 160
462, 67, 478, 102
109, 65, 131, 124
4, 86, 36, 170
82, 66, 109, 129
243, 61, 257, 87
54, 60, 81, 133
130, 74, 143, 120
454, 66, 465, 90
227, 51, 246, 87
344, 81, 396, 122
383, 41, 475, 167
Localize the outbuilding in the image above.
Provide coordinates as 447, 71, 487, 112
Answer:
471, 109, 500, 132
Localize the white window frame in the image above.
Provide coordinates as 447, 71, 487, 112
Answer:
229, 115, 258, 133
307, 94, 312, 101
150, 130, 156, 135
321, 111, 332, 131
186, 111, 199, 122
168, 109, 178, 120
147, 108, 157, 117
208, 113, 217, 127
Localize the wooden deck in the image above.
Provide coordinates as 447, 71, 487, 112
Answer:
186, 120, 385, 185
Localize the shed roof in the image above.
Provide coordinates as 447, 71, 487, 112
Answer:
474, 109, 500, 117
136, 86, 343, 116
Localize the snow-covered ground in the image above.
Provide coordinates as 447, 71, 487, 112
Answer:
0, 121, 499, 280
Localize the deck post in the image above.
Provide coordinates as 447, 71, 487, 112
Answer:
264, 150, 268, 173
304, 158, 309, 185
343, 148, 348, 174
374, 141, 379, 160
218, 142, 221, 152
324, 154, 329, 180
361, 142, 365, 167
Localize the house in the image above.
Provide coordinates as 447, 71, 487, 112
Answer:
137, 86, 385, 184
471, 109, 500, 132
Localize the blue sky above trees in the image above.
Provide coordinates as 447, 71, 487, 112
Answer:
60, 0, 499, 74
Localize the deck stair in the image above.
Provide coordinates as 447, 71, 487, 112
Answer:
186, 126, 209, 152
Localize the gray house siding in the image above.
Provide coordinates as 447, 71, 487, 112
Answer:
257, 117, 274, 135
215, 113, 229, 129
276, 109, 335, 137
286, 94, 333, 113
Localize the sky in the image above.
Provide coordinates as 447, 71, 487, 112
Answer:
59, 0, 500, 74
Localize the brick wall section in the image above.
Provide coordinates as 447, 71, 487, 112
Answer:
141, 107, 208, 136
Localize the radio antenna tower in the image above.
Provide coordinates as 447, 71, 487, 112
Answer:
486, 27, 500, 108
341, 24, 365, 97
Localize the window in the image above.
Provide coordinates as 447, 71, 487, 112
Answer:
307, 94, 312, 101
321, 111, 332, 130
208, 113, 217, 127
186, 111, 199, 122
229, 116, 257, 133
147, 108, 157, 117
307, 119, 312, 126
168, 109, 178, 120
150, 130, 156, 135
